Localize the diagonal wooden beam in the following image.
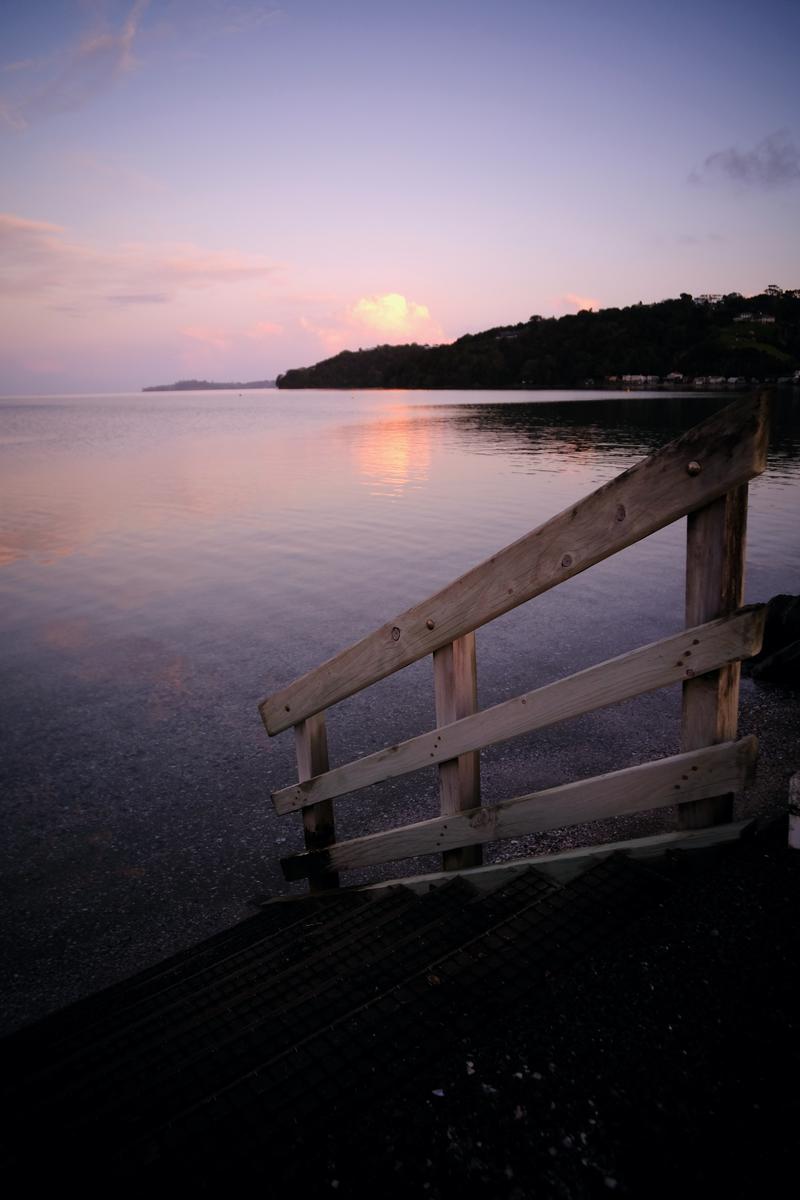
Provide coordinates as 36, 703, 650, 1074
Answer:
260, 394, 769, 735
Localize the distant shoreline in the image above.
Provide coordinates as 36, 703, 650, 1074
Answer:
272, 379, 798, 393
143, 379, 276, 392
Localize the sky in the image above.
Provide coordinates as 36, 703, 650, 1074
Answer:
1, 0, 799, 393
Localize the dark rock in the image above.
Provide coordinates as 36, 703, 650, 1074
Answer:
745, 594, 800, 685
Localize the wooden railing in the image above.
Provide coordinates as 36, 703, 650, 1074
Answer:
259, 394, 770, 891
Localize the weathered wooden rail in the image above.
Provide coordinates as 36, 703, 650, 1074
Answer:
259, 394, 770, 891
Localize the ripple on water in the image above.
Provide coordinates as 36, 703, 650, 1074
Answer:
0, 388, 798, 1031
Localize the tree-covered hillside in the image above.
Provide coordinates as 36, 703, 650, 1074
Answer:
277, 290, 800, 389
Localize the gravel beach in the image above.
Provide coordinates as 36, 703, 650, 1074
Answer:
2, 676, 797, 1038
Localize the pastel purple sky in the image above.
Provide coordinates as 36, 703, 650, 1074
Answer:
1, 0, 799, 393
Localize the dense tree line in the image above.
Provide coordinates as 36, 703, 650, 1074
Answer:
277, 290, 800, 389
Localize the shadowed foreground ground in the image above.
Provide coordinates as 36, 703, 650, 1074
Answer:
1, 814, 797, 1198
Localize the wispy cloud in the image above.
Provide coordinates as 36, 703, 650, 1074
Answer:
180, 326, 232, 351
65, 150, 166, 195
0, 212, 64, 238
177, 316, 285, 365
220, 4, 282, 35
106, 292, 170, 305
0, 210, 277, 305
690, 130, 800, 189
1, 59, 36, 75
299, 316, 350, 354
246, 320, 284, 338
1, 0, 149, 130
676, 233, 726, 246
135, 0, 281, 53
161, 247, 277, 287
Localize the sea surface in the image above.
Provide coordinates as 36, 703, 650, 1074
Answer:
1, 388, 798, 1031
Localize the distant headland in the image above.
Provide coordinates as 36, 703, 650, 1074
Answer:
142, 379, 276, 392
276, 287, 800, 390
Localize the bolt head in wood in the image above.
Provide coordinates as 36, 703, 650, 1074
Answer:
687, 460, 702, 476
426, 618, 436, 630
391, 626, 401, 641
561, 553, 573, 568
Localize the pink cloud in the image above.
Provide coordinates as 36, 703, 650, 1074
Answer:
299, 316, 350, 353
180, 326, 231, 351
161, 246, 275, 287
349, 292, 437, 336
301, 291, 447, 354
0, 212, 64, 238
0, 211, 278, 303
558, 292, 602, 313
181, 319, 284, 353
246, 320, 284, 338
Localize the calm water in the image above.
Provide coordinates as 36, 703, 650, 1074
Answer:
1, 388, 799, 1030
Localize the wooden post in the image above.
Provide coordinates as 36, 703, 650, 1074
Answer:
679, 484, 749, 828
433, 632, 482, 870
294, 712, 339, 891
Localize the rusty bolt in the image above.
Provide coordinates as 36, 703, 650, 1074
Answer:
615, 504, 626, 522
685, 668, 695, 678
426, 617, 435, 630
687, 460, 702, 476
391, 626, 401, 641
561, 553, 573, 568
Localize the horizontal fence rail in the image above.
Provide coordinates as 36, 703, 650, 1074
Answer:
271, 606, 765, 815
260, 394, 769, 736
280, 737, 758, 881
260, 394, 771, 895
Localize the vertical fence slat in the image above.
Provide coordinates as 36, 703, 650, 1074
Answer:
679, 484, 749, 829
294, 712, 340, 891
433, 631, 482, 870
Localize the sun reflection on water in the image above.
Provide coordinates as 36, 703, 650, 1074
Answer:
347, 406, 432, 498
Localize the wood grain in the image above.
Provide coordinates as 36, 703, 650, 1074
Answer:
272, 606, 765, 815
281, 736, 758, 881
294, 712, 339, 891
679, 484, 749, 828
433, 632, 482, 870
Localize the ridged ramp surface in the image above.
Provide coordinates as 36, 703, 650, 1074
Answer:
0, 854, 679, 1189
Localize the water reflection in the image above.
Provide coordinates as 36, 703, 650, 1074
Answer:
347, 407, 432, 498
1, 391, 797, 572
1, 387, 799, 1036
431, 392, 799, 462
